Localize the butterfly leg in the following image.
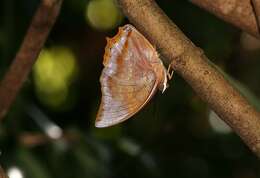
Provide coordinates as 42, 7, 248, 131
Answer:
167, 64, 174, 80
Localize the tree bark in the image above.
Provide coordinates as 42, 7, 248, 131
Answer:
191, 0, 260, 38
0, 0, 63, 119
117, 0, 260, 157
252, 0, 260, 31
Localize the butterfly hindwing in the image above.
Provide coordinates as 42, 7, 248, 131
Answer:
95, 24, 167, 128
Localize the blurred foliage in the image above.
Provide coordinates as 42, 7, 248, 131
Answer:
0, 0, 260, 178
33, 46, 78, 110
86, 0, 123, 30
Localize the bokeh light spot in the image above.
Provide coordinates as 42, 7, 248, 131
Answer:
209, 110, 232, 134
86, 0, 123, 30
7, 167, 23, 178
46, 124, 63, 139
33, 46, 78, 110
118, 138, 141, 156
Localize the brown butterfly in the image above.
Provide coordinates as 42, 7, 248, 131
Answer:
95, 24, 173, 128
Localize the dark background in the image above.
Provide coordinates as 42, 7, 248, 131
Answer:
0, 0, 260, 178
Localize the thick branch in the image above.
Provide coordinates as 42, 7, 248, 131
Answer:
190, 0, 260, 38
0, 0, 63, 119
117, 0, 260, 157
252, 0, 260, 31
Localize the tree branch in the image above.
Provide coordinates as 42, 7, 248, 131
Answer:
117, 0, 260, 157
190, 0, 260, 38
0, 0, 63, 119
252, 0, 260, 31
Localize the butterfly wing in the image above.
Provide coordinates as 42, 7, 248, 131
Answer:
95, 25, 161, 128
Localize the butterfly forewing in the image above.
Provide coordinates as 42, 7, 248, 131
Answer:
95, 24, 167, 128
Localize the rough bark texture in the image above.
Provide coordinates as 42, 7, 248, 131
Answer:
191, 0, 260, 38
252, 0, 260, 31
0, 0, 63, 119
117, 0, 260, 157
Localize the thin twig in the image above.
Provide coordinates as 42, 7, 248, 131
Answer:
190, 0, 260, 38
117, 0, 260, 157
0, 0, 63, 119
19, 132, 78, 147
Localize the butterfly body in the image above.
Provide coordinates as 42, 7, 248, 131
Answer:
96, 24, 168, 128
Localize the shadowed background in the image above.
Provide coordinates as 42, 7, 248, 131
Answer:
0, 0, 260, 178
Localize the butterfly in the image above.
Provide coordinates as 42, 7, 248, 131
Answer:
95, 24, 173, 128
